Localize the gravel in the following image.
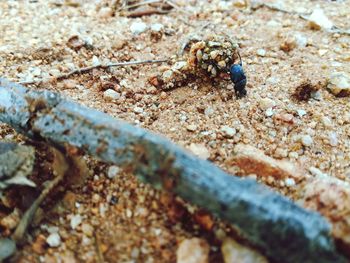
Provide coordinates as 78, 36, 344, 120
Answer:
46, 233, 61, 248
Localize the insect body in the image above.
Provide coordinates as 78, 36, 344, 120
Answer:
230, 53, 247, 97
151, 33, 248, 98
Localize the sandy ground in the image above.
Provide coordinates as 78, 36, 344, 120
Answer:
1, 0, 350, 262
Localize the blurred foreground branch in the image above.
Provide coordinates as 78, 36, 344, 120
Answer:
0, 78, 345, 263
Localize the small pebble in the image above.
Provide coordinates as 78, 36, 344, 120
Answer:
103, 89, 120, 102
160, 91, 167, 99
295, 33, 308, 47
308, 9, 333, 30
134, 107, 144, 114
318, 49, 328, 56
256, 49, 266, 57
130, 22, 148, 35
285, 178, 296, 187
265, 108, 274, 117
46, 233, 61, 248
92, 55, 100, 66
186, 124, 197, 132
321, 116, 332, 128
297, 109, 307, 117
204, 107, 214, 116
189, 143, 210, 159
70, 214, 82, 230
259, 98, 276, 110
31, 67, 41, 77
177, 238, 209, 263
81, 223, 94, 237
289, 151, 299, 159
107, 165, 120, 179
220, 126, 236, 138
327, 72, 350, 97
301, 135, 313, 147
150, 23, 164, 32
221, 238, 268, 263
328, 132, 338, 146
98, 7, 113, 18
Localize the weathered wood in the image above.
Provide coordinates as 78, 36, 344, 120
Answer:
0, 78, 345, 262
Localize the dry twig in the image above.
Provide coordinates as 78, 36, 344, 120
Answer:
118, 0, 163, 11
251, 1, 350, 35
19, 59, 168, 85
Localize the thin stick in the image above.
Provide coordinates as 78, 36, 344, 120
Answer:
118, 0, 162, 11
127, 7, 170, 17
19, 59, 168, 85
251, 2, 350, 35
251, 2, 310, 19
165, 0, 191, 15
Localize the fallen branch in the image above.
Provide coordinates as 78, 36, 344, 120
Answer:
118, 0, 163, 11
19, 59, 168, 85
127, 7, 170, 17
251, 1, 310, 19
0, 79, 346, 263
251, 1, 350, 36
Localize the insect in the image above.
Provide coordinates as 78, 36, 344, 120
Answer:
150, 31, 248, 98
229, 52, 247, 97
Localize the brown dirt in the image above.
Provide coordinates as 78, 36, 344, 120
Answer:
1, 0, 350, 262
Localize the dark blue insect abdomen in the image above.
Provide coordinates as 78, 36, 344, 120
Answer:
230, 64, 247, 97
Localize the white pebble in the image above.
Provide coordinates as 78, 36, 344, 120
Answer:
70, 214, 82, 230
172, 61, 187, 70
189, 143, 210, 159
289, 151, 299, 159
257, 49, 266, 57
265, 108, 274, 117
327, 72, 350, 97
186, 124, 197, 132
328, 132, 338, 146
285, 178, 296, 187
259, 98, 276, 110
107, 165, 120, 179
295, 33, 307, 47
204, 107, 214, 116
301, 135, 313, 147
308, 9, 333, 30
297, 109, 307, 117
130, 22, 148, 35
179, 114, 187, 122
103, 89, 120, 101
47, 226, 59, 234
46, 233, 61, 247
92, 55, 100, 66
321, 116, 332, 128
151, 23, 164, 32
134, 106, 144, 114
31, 67, 42, 77
220, 126, 236, 138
